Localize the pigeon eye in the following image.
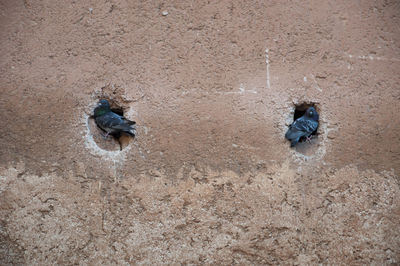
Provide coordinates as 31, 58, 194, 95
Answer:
309, 111, 313, 115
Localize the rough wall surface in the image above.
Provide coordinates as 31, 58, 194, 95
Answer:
1, 0, 399, 264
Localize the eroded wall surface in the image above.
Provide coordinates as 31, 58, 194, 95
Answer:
1, 0, 399, 264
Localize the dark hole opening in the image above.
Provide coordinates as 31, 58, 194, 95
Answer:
111, 108, 124, 116
293, 103, 319, 142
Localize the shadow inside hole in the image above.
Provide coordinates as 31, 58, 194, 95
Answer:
107, 130, 133, 151
110, 108, 124, 116
293, 103, 319, 143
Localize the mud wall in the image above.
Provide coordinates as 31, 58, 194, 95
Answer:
1, 0, 399, 264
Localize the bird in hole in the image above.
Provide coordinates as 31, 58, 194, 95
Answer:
93, 99, 136, 139
285, 106, 319, 147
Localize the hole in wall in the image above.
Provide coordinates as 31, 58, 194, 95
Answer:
88, 98, 134, 152
293, 102, 319, 140
288, 102, 321, 156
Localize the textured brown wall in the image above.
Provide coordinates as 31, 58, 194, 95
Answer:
1, 0, 399, 264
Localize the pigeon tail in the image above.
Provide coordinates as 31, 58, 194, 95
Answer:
118, 123, 136, 137
126, 127, 136, 137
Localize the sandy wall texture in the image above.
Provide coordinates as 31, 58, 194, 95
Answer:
1, 0, 400, 265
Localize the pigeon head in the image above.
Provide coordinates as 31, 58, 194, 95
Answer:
98, 99, 110, 108
94, 99, 111, 117
305, 107, 319, 121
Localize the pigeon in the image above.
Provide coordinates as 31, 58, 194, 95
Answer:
285, 107, 319, 147
93, 99, 136, 138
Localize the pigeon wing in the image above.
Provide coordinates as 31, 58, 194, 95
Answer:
285, 117, 318, 139
95, 112, 136, 137
297, 118, 318, 135
104, 112, 136, 136
95, 112, 120, 128
285, 125, 305, 141
285, 117, 306, 140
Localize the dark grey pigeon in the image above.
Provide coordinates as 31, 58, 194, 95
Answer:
94, 99, 136, 138
285, 107, 319, 147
